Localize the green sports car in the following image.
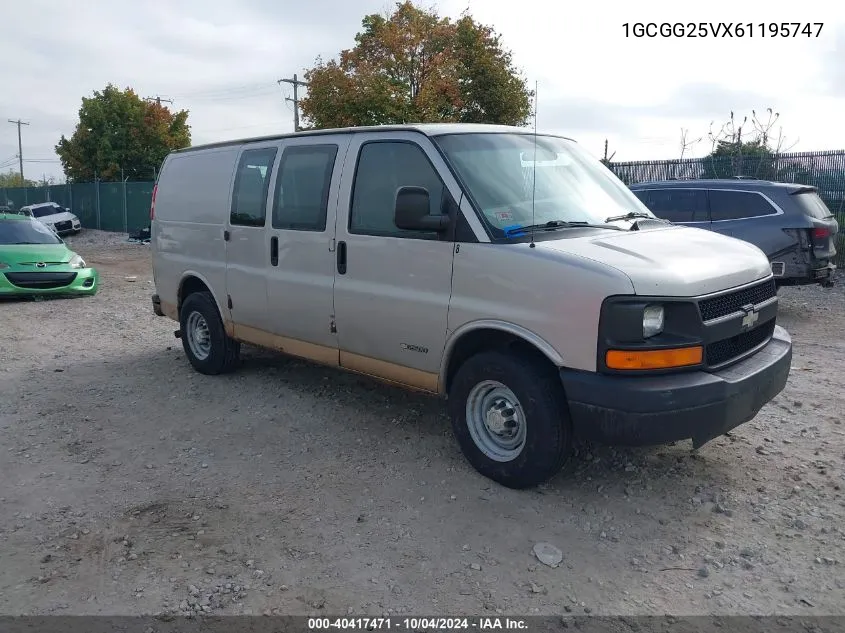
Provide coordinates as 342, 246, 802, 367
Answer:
0, 212, 98, 297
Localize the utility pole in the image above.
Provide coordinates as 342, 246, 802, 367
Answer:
602, 138, 615, 164
278, 74, 307, 132
145, 96, 174, 107
7, 119, 30, 183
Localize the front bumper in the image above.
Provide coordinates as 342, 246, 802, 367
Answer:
55, 224, 81, 236
0, 267, 99, 297
561, 325, 792, 448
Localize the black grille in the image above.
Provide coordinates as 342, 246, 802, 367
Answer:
706, 319, 776, 367
54, 220, 73, 232
698, 279, 776, 322
4, 272, 77, 289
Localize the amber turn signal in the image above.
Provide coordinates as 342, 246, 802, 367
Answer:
606, 346, 703, 370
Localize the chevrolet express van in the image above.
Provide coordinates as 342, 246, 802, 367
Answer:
150, 124, 792, 489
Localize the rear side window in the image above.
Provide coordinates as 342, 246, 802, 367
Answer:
790, 191, 834, 219
633, 188, 708, 222
709, 190, 777, 221
272, 145, 338, 231
230, 147, 278, 227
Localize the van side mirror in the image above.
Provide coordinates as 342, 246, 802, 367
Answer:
394, 186, 450, 232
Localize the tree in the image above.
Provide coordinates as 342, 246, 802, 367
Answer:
299, 1, 533, 129
0, 169, 37, 187
700, 109, 797, 179
55, 84, 191, 182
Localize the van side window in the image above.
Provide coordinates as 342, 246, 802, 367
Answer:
350, 141, 445, 239
709, 190, 777, 221
636, 188, 708, 223
230, 147, 277, 227
272, 145, 338, 231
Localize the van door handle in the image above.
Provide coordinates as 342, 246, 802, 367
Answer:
270, 236, 278, 266
337, 240, 347, 275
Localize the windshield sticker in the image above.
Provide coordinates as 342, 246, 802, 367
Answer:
494, 210, 514, 222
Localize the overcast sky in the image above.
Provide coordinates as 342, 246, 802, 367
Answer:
1, 0, 843, 182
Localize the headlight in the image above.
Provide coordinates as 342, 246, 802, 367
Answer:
69, 254, 86, 269
642, 304, 664, 338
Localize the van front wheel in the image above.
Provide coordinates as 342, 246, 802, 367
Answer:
448, 351, 572, 489
179, 291, 240, 375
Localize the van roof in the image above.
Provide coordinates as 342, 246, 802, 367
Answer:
172, 123, 574, 154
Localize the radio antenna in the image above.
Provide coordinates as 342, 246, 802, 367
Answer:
529, 80, 538, 249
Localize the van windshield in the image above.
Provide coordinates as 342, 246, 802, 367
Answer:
433, 133, 653, 236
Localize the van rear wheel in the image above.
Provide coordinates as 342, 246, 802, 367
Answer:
448, 351, 573, 489
179, 291, 240, 375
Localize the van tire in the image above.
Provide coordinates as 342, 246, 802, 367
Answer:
448, 350, 572, 489
179, 291, 240, 375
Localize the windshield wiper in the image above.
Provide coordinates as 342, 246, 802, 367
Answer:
505, 220, 621, 237
13, 241, 43, 245
604, 211, 664, 223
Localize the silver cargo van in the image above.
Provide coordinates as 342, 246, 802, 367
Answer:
150, 124, 792, 489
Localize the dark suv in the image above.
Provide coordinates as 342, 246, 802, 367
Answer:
629, 179, 839, 288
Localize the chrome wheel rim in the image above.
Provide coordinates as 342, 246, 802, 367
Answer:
465, 380, 526, 462
186, 311, 212, 361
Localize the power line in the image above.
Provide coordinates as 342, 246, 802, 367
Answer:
6, 118, 29, 182
278, 74, 307, 132
170, 81, 277, 101
181, 87, 279, 103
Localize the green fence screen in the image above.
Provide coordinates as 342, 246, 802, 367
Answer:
126, 181, 154, 233
70, 182, 98, 228
0, 180, 154, 233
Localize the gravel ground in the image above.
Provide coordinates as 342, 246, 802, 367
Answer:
0, 230, 843, 617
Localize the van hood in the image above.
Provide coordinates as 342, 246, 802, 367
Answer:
536, 224, 772, 296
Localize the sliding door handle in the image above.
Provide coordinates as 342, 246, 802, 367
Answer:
270, 236, 278, 266
336, 240, 347, 274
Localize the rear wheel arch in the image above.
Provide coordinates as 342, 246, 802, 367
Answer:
440, 322, 564, 395
178, 274, 224, 315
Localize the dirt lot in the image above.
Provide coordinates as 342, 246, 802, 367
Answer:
0, 230, 843, 617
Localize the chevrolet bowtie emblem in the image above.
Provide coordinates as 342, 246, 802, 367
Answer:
741, 304, 759, 329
